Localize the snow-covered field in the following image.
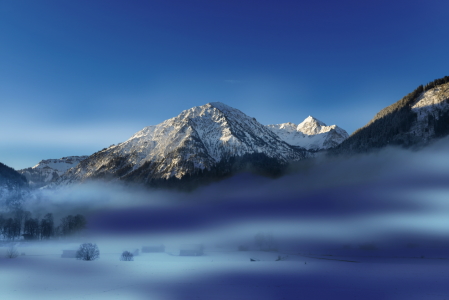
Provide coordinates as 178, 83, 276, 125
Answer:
2, 239, 449, 300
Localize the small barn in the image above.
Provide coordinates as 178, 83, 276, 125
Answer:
61, 250, 77, 258
179, 244, 204, 256
142, 245, 165, 253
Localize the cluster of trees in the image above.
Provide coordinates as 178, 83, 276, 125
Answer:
74, 244, 135, 262
120, 250, 134, 261
143, 152, 293, 191
423, 76, 449, 92
60, 214, 87, 236
432, 110, 449, 137
0, 210, 86, 241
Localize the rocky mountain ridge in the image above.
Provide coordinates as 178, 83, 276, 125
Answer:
18, 156, 88, 188
54, 102, 313, 187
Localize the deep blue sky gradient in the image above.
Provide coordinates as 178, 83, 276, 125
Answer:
1, 0, 449, 169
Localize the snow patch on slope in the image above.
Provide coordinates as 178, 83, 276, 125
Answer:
409, 82, 449, 141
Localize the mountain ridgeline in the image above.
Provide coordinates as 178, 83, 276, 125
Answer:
54, 103, 318, 189
12, 76, 449, 191
334, 76, 449, 153
18, 156, 89, 188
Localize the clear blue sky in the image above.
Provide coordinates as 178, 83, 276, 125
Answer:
1, 0, 448, 169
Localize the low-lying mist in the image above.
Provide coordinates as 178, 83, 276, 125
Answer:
18, 136, 449, 255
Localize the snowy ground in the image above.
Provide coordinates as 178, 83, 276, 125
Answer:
1, 240, 449, 300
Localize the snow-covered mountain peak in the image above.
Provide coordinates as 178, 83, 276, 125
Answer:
207, 102, 248, 117
209, 101, 233, 111
160, 102, 238, 121
56, 102, 307, 185
120, 102, 303, 163
297, 116, 328, 135
303, 115, 324, 124
267, 116, 348, 151
124, 102, 259, 159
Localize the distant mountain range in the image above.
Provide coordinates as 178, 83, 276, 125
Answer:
18, 156, 88, 188
9, 103, 347, 189
267, 116, 348, 151
52, 102, 337, 188
4, 75, 449, 191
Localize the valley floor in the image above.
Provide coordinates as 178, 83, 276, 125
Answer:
1, 242, 449, 300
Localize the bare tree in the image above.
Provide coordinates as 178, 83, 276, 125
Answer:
61, 215, 74, 236
61, 214, 86, 237
3, 218, 21, 241
0, 215, 4, 239
14, 209, 30, 233
76, 243, 100, 261
23, 218, 40, 240
6, 244, 19, 258
40, 213, 54, 240
73, 214, 87, 233
120, 251, 134, 261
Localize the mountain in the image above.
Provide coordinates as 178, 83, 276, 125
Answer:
334, 76, 449, 153
55, 102, 308, 187
0, 162, 29, 208
266, 116, 348, 151
18, 156, 88, 188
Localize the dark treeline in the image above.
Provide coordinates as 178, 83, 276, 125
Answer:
0, 209, 86, 241
0, 162, 28, 187
85, 151, 292, 191
423, 76, 449, 92
144, 153, 290, 191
